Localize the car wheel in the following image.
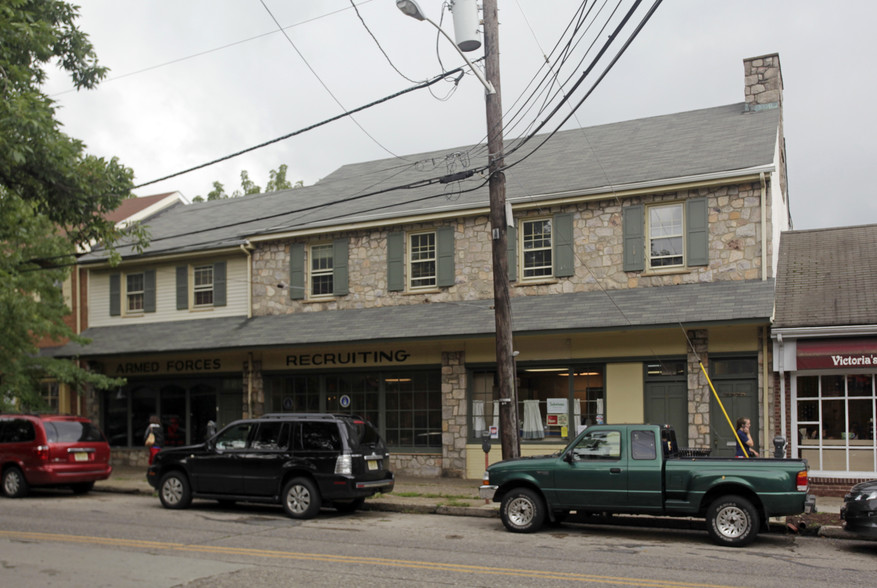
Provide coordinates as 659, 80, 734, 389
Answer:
706, 494, 759, 547
70, 481, 95, 495
333, 497, 366, 513
159, 471, 192, 510
500, 487, 546, 533
282, 477, 322, 519
2, 467, 29, 498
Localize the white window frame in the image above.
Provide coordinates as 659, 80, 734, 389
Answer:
193, 265, 214, 307
520, 218, 553, 280
309, 243, 334, 298
408, 231, 437, 290
647, 203, 684, 269
125, 272, 145, 314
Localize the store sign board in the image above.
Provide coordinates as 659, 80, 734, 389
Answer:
796, 338, 877, 370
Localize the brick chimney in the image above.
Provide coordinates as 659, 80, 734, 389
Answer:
743, 53, 782, 112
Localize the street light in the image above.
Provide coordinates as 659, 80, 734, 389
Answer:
395, 0, 495, 94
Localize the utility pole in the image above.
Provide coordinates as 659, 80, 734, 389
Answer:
482, 0, 519, 460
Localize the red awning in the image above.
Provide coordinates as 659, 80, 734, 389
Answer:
796, 338, 877, 370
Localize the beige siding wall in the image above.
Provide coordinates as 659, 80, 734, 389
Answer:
89, 256, 249, 327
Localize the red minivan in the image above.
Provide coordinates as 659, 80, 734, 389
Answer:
0, 414, 113, 498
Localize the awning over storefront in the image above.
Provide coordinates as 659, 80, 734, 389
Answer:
797, 338, 877, 370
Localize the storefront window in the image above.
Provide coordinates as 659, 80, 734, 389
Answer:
470, 365, 604, 442
795, 373, 877, 474
265, 370, 441, 452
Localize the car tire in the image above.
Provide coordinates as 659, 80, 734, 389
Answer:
706, 494, 759, 547
2, 466, 29, 498
333, 497, 366, 513
282, 477, 322, 519
500, 487, 546, 533
70, 481, 95, 495
159, 471, 192, 510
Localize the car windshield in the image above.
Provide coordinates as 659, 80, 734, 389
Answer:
45, 421, 105, 443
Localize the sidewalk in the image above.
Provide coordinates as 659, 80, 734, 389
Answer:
96, 466, 854, 538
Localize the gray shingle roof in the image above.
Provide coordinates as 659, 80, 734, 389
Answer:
48, 279, 774, 357
81, 103, 779, 263
774, 225, 877, 328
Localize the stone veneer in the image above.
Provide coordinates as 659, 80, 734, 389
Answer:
744, 53, 782, 109
251, 183, 767, 316
686, 329, 710, 448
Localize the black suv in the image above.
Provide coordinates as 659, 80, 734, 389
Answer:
146, 413, 394, 519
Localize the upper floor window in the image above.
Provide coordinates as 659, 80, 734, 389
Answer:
289, 239, 348, 301
176, 262, 227, 311
126, 273, 145, 313
387, 227, 455, 292
521, 219, 553, 280
310, 244, 334, 297
193, 265, 214, 307
409, 232, 436, 289
622, 198, 708, 273
648, 203, 683, 268
109, 270, 156, 317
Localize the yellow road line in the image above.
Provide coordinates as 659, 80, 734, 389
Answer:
0, 530, 733, 588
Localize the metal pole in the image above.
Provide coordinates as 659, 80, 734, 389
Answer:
483, 0, 519, 459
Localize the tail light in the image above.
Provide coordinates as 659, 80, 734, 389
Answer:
796, 470, 809, 492
335, 454, 352, 475
36, 445, 49, 461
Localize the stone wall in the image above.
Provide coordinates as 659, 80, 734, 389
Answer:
251, 184, 766, 317
441, 350, 468, 477
687, 329, 710, 448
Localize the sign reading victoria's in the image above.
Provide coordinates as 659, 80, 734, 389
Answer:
796, 338, 877, 370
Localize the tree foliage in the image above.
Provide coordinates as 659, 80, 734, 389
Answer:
193, 164, 303, 202
1, 0, 134, 408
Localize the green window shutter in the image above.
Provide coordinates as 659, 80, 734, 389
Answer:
686, 197, 709, 267
387, 232, 404, 291
176, 266, 188, 310
289, 243, 305, 300
436, 227, 455, 288
553, 213, 574, 278
213, 261, 227, 306
507, 225, 517, 282
333, 238, 349, 296
109, 274, 121, 316
622, 205, 645, 272
143, 270, 156, 313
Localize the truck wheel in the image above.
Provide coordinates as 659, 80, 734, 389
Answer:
282, 477, 322, 519
706, 495, 759, 547
500, 488, 546, 533
159, 471, 192, 509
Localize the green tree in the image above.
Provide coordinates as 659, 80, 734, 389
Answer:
193, 165, 302, 202
1, 1, 136, 408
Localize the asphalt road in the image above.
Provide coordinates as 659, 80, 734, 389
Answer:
1, 489, 874, 588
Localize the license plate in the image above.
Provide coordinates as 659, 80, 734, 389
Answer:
367, 460, 379, 471
73, 452, 89, 462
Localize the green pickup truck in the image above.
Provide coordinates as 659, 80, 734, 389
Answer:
479, 424, 815, 547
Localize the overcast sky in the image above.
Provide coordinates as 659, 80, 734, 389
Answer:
46, 0, 876, 231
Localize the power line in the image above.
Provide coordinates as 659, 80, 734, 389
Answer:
134, 66, 467, 189
257, 0, 404, 162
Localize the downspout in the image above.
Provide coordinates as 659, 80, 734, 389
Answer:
763, 329, 770, 453
778, 333, 787, 455
760, 172, 767, 280
240, 242, 253, 319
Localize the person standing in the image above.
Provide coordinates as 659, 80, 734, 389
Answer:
735, 417, 759, 458
144, 415, 164, 465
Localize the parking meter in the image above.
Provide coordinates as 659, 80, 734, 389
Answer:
773, 435, 787, 458
482, 432, 491, 455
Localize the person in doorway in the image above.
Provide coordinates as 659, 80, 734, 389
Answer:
144, 415, 164, 465
735, 417, 759, 457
